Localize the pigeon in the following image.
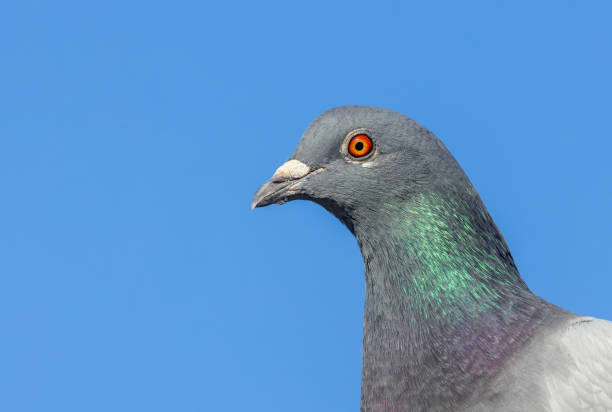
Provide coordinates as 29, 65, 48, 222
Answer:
251, 106, 612, 412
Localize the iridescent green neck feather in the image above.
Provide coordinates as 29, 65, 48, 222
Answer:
378, 188, 529, 320
354, 183, 554, 411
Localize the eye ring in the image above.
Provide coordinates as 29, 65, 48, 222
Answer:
341, 129, 376, 161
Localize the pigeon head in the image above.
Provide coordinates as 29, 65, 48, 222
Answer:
249, 107, 609, 412
252, 106, 553, 411
252, 105, 528, 301
252, 106, 464, 233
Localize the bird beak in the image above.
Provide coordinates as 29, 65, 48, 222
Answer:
251, 159, 322, 210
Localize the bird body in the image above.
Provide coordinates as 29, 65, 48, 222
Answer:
252, 106, 612, 411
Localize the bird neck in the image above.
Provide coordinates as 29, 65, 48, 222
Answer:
354, 185, 551, 410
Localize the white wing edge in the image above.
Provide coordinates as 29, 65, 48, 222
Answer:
545, 316, 612, 411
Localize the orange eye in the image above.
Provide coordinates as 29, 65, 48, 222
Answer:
348, 134, 373, 158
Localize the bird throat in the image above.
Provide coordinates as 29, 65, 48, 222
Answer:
354, 186, 550, 411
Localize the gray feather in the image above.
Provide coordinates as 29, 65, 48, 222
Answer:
252, 106, 612, 411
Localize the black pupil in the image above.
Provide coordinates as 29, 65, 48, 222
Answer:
355, 141, 364, 152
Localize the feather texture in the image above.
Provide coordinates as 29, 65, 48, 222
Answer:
252, 106, 612, 411
545, 317, 612, 411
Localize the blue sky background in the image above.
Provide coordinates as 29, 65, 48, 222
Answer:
2, 1, 611, 411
